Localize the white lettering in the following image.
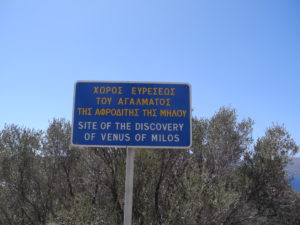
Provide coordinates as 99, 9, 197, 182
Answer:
134, 123, 184, 132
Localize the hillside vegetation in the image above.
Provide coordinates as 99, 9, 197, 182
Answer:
286, 158, 300, 175
0, 107, 299, 225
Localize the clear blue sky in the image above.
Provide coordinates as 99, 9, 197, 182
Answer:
0, 0, 299, 153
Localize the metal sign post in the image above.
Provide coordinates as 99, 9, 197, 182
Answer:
123, 147, 135, 225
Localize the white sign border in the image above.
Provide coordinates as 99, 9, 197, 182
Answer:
71, 80, 192, 149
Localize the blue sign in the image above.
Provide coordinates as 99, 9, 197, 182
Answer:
72, 81, 191, 148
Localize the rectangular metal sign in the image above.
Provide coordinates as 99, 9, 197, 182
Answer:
71, 81, 191, 148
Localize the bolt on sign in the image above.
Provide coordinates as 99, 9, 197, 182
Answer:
71, 81, 192, 148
